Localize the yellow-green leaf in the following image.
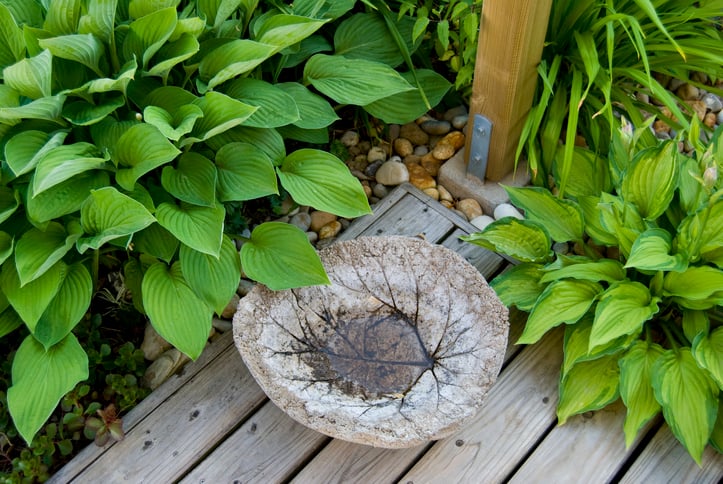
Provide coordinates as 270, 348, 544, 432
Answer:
557, 354, 620, 424
619, 341, 664, 448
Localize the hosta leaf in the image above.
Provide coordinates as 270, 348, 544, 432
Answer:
552, 147, 611, 198
78, 0, 117, 43
0, 232, 12, 266
562, 317, 637, 378
557, 354, 620, 424
43, 0, 81, 35
504, 186, 584, 243
38, 34, 104, 74
132, 223, 178, 263
77, 187, 156, 253
590, 282, 660, 350
198, 0, 245, 29
224, 78, 299, 129
619, 341, 665, 448
597, 193, 645, 257
279, 35, 332, 69
122, 7, 177, 69
161, 152, 217, 207
240, 222, 329, 290
215, 142, 278, 202
143, 104, 203, 141
184, 91, 257, 146
7, 333, 88, 445
334, 12, 417, 68
198, 39, 276, 90
621, 141, 678, 221
128, 0, 180, 19
364, 69, 451, 124
276, 125, 328, 144
33, 143, 108, 195
652, 348, 719, 465
0, 186, 19, 224
4, 130, 68, 177
156, 202, 224, 257
663, 266, 723, 301
255, 14, 327, 53
75, 59, 137, 96
518, 279, 601, 345
692, 328, 723, 389
27, 171, 109, 223
626, 228, 687, 272
146, 33, 199, 78
712, 401, 723, 453
62, 94, 125, 126
206, 126, 286, 165
115, 124, 181, 191
0, 259, 65, 332
142, 261, 212, 360
0, 3, 25, 69
0, 302, 23, 339
0, 92, 66, 124
292, 0, 355, 19
278, 148, 371, 218
304, 54, 416, 106
462, 218, 553, 264
682, 309, 709, 344
490, 263, 547, 311
3, 49, 52, 99
180, 236, 241, 315
540, 259, 626, 284
15, 222, 80, 286
34, 263, 92, 349
275, 82, 339, 129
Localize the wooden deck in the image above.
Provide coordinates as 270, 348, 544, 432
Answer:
52, 184, 722, 483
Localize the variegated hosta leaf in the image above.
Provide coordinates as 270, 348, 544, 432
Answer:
490, 263, 547, 311
462, 218, 553, 264
626, 228, 687, 272
504, 186, 585, 243
692, 327, 723, 389
621, 141, 679, 221
557, 353, 620, 424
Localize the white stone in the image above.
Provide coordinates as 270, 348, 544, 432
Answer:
340, 130, 360, 147
494, 203, 524, 220
367, 146, 387, 163
375, 161, 409, 186
141, 323, 172, 361
470, 215, 495, 231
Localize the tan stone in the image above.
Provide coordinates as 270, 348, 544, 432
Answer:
142, 349, 191, 390
221, 293, 241, 319
437, 185, 454, 203
420, 154, 443, 177
653, 119, 670, 134
456, 198, 483, 221
310, 211, 338, 232
141, 323, 172, 361
686, 100, 707, 121
403, 154, 422, 165
407, 163, 436, 190
400, 122, 429, 146
704, 112, 717, 129
431, 131, 465, 161
676, 83, 699, 101
422, 187, 440, 201
319, 221, 342, 239
393, 137, 414, 157
440, 200, 454, 209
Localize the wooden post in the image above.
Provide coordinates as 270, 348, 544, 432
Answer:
465, 0, 553, 182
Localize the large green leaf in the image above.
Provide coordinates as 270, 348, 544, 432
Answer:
557, 354, 620, 424
626, 228, 687, 272
161, 152, 217, 207
490, 263, 547, 311
43, 0, 81, 35
540, 258, 626, 284
132, 223, 178, 263
619, 341, 665, 448
62, 94, 126, 126
304, 54, 416, 106
462, 218, 554, 264
0, 300, 23, 339
198, 39, 276, 90
663, 266, 723, 301
38, 34, 104, 75
240, 222, 329, 290
3, 48, 51, 99
115, 123, 181, 191
215, 142, 278, 202
184, 91, 257, 146
78, 0, 117, 43
0, 91, 66, 123
180, 236, 241, 315
0, 3, 25, 69
0, 232, 12, 267
590, 282, 660, 350
621, 141, 678, 221
27, 171, 109, 223
597, 193, 645, 257
34, 263, 92, 349
0, 259, 65, 332
146, 33, 200, 79
552, 146, 611, 198
577, 196, 619, 247
77, 187, 156, 253
255, 13, 327, 53
122, 7, 177, 69
0, 186, 19, 225
363, 69, 451, 124
292, 0, 354, 19
142, 261, 212, 360
275, 82, 339, 129
128, 0, 180, 19
4, 130, 68, 177
206, 126, 286, 165
71, 59, 137, 96
156, 202, 224, 257
278, 148, 371, 218
143, 104, 203, 141
518, 279, 602, 345
15, 222, 80, 286
652, 348, 719, 465
224, 78, 299, 129
7, 333, 88, 445
562, 317, 637, 378
33, 143, 108, 195
682, 309, 709, 343
504, 186, 584, 243
692, 328, 723, 389
334, 12, 417, 67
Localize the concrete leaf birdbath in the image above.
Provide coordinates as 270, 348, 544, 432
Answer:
233, 236, 509, 448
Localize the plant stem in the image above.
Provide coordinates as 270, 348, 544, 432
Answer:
93, 249, 101, 292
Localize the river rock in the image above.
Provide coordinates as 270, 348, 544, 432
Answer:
494, 203, 524, 220
319, 221, 342, 240
375, 161, 409, 186
431, 131, 465, 161
470, 215, 495, 231
310, 211, 338, 232
393, 138, 414, 157
422, 187, 440, 201
400, 122, 429, 146
420, 120, 451, 136
364, 159, 384, 178
367, 146, 387, 163
702, 93, 723, 113
290, 212, 312, 232
221, 293, 241, 319
407, 163, 436, 190
141, 323, 172, 361
437, 185, 454, 203
420, 153, 443, 177
676, 83, 699, 101
456, 198, 483, 221
340, 131, 360, 147
142, 349, 191, 390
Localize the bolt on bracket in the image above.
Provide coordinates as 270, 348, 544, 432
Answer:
468, 114, 493, 180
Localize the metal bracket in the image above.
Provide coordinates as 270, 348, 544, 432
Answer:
468, 114, 493, 180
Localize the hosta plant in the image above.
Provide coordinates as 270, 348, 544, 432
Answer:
0, 0, 452, 447
463, 119, 723, 464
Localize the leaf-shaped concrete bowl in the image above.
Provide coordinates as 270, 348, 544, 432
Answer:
233, 236, 509, 448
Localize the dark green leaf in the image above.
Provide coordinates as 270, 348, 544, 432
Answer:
215, 142, 278, 202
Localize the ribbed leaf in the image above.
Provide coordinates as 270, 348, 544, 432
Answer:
275, 82, 339, 129
184, 91, 257, 145
143, 104, 203, 141
540, 259, 626, 284
33, 143, 108, 195
7, 333, 88, 445
692, 328, 723, 389
38, 34, 104, 74
364, 69, 451, 124
518, 279, 602, 345
553, 147, 611, 198
78, 0, 117, 43
147, 33, 199, 78
142, 261, 212, 360
663, 266, 723, 301
15, 222, 80, 286
215, 142, 278, 202
27, 171, 109, 223
132, 223, 178, 263
180, 236, 241, 315
490, 263, 547, 311
462, 218, 553, 264
198, 39, 276, 90
652, 348, 718, 465
557, 354, 620, 424
304, 54, 415, 106
115, 124, 181, 191
0, 232, 12, 266
206, 126, 286, 165
240, 222, 329, 290
43, 0, 81, 35
0, 92, 66, 124
255, 14, 327, 53
278, 148, 371, 218
334, 12, 417, 67
504, 186, 584, 243
62, 95, 125, 126
591, 282, 660, 350
0, 302, 22, 339
224, 78, 299, 129
562, 317, 638, 379
128, 0, 180, 19
0, 3, 25, 69
626, 228, 687, 272
3, 49, 52, 99
682, 309, 709, 343
197, 0, 245, 29
77, 187, 156, 253
161, 152, 217, 207
619, 341, 665, 448
122, 7, 177, 68
621, 141, 678, 221
4, 130, 68, 177
34, 263, 92, 349
72, 59, 136, 96
0, 259, 65, 332
156, 202, 224, 257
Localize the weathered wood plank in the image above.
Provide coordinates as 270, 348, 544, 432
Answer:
620, 425, 723, 484
61, 343, 266, 483
180, 401, 328, 484
400, 327, 562, 483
